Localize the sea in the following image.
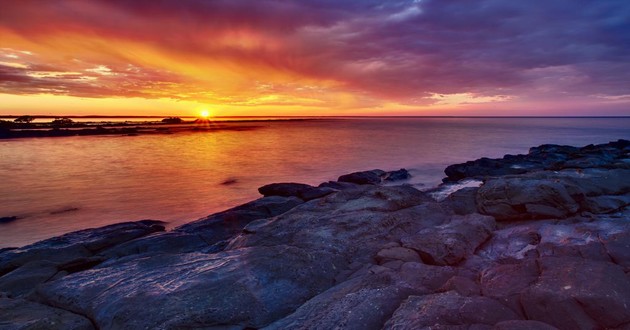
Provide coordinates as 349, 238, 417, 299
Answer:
1, 117, 629, 248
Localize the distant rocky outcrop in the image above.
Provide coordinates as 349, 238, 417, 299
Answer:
1, 141, 629, 329
444, 139, 630, 182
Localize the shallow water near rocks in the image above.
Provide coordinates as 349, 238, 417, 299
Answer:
1, 117, 629, 248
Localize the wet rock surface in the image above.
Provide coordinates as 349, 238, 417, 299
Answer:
1, 142, 629, 329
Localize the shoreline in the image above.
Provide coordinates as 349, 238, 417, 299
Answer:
1, 139, 629, 329
0, 118, 320, 139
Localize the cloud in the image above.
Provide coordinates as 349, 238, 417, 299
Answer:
0, 0, 629, 113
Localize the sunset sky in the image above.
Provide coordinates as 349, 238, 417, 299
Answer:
1, 0, 629, 116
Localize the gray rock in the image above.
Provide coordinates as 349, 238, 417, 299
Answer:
265, 268, 413, 330
338, 169, 386, 185
443, 187, 479, 215
37, 246, 342, 329
493, 320, 559, 330
477, 177, 579, 220
318, 180, 359, 190
258, 183, 335, 201
601, 230, 630, 270
375, 247, 421, 264
0, 298, 94, 330
401, 214, 495, 265
521, 257, 630, 329
176, 196, 303, 244
99, 231, 210, 259
583, 194, 630, 213
0, 260, 58, 298
0, 220, 164, 276
383, 291, 519, 329
439, 276, 481, 297
298, 186, 337, 201
480, 259, 539, 317
384, 169, 411, 182
396, 262, 456, 292
444, 139, 630, 182
6, 140, 630, 329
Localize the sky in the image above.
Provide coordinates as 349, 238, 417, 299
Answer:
1, 0, 629, 117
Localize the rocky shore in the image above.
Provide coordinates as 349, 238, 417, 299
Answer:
1, 140, 629, 329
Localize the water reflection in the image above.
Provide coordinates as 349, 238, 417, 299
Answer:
1, 117, 629, 247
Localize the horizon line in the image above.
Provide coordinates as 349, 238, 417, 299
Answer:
2, 114, 630, 119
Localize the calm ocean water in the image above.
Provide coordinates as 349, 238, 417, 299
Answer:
1, 117, 629, 248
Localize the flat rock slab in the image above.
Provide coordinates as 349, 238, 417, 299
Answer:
401, 214, 495, 265
0, 220, 164, 276
258, 182, 336, 201
521, 256, 630, 329
0, 298, 94, 330
383, 291, 519, 329
36, 246, 342, 329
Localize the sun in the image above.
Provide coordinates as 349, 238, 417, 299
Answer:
200, 109, 210, 118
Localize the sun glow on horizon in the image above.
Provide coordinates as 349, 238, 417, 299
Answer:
200, 109, 210, 118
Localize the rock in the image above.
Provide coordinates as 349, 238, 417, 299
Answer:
338, 169, 386, 185
477, 176, 580, 220
258, 182, 311, 197
176, 196, 303, 244
318, 180, 360, 190
36, 246, 343, 329
396, 262, 456, 292
444, 139, 630, 182
445, 157, 528, 182
476, 225, 542, 261
384, 169, 411, 182
443, 187, 479, 215
0, 220, 165, 277
401, 214, 495, 265
0, 298, 94, 330
265, 269, 413, 330
0, 216, 18, 224
601, 230, 630, 270
375, 247, 421, 264
228, 185, 436, 263
439, 276, 481, 297
583, 194, 630, 213
480, 259, 539, 317
0, 260, 58, 298
258, 182, 335, 201
383, 291, 519, 329
5, 141, 630, 329
299, 186, 336, 201
493, 320, 559, 330
521, 257, 630, 329
99, 231, 210, 259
